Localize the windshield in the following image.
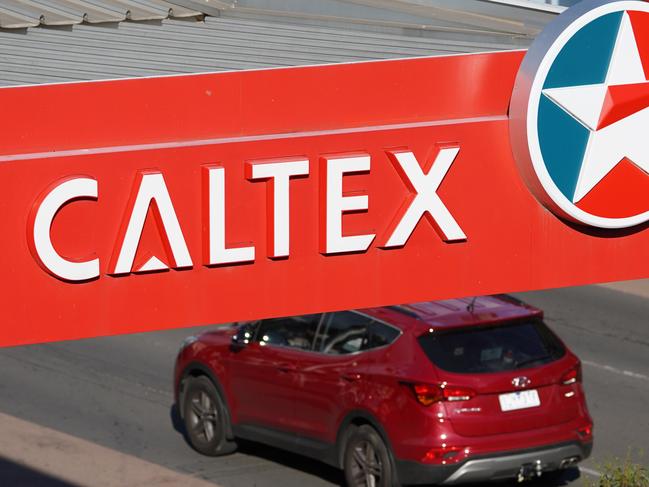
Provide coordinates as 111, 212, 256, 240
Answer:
418, 320, 565, 374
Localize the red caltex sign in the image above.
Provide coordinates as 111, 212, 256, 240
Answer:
2, 8, 649, 346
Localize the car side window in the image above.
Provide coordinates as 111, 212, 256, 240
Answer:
315, 312, 371, 355
367, 321, 401, 349
255, 314, 321, 351
234, 321, 260, 345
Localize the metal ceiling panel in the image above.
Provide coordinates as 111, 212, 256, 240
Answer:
480, 0, 566, 14
39, 0, 126, 23
219, 0, 558, 37
0, 0, 203, 27
0, 4, 38, 28
76, 0, 165, 21
0, 0, 558, 88
141, 0, 204, 18
0, 0, 80, 26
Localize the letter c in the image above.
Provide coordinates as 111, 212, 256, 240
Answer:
28, 177, 99, 282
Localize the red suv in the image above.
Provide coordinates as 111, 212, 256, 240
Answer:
174, 295, 593, 486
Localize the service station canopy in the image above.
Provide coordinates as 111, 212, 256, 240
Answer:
2, 1, 649, 347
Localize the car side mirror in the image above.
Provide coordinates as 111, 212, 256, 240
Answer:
231, 323, 255, 349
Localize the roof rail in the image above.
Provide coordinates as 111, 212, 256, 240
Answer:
386, 305, 419, 319
493, 294, 527, 306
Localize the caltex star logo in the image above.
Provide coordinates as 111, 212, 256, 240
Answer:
510, 0, 649, 229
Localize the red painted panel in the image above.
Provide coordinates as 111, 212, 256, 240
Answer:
0, 53, 519, 157
630, 9, 649, 79
598, 82, 649, 129
1, 51, 649, 347
576, 158, 649, 218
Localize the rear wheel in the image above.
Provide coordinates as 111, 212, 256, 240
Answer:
182, 376, 236, 456
343, 425, 399, 487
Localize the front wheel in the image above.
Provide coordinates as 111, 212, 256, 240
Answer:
182, 376, 236, 456
343, 425, 399, 487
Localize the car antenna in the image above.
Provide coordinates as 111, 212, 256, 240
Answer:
467, 296, 477, 313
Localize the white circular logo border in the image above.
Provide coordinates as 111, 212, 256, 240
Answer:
511, 0, 649, 229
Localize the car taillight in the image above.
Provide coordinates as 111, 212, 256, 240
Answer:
561, 362, 582, 385
577, 424, 593, 439
409, 383, 475, 406
443, 386, 476, 402
422, 446, 468, 464
411, 384, 442, 406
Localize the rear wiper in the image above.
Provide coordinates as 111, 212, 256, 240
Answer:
515, 355, 551, 369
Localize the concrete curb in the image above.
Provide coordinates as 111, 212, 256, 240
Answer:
600, 279, 649, 299
0, 412, 219, 487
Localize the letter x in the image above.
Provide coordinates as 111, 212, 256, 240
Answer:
384, 147, 466, 247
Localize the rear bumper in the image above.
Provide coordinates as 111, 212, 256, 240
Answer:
395, 441, 593, 485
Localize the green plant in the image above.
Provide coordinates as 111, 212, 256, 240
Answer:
584, 450, 649, 487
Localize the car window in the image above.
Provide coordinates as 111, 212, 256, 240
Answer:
233, 321, 260, 345
417, 319, 565, 374
255, 314, 321, 350
315, 312, 371, 355
314, 312, 401, 355
367, 321, 401, 349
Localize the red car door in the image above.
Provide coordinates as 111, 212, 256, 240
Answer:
228, 315, 321, 432
291, 311, 375, 443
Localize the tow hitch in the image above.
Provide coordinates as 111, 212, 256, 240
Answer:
517, 460, 543, 483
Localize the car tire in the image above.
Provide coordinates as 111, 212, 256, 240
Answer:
182, 375, 237, 456
343, 425, 400, 487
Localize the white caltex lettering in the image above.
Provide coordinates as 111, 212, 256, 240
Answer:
29, 177, 100, 282
109, 171, 192, 275
204, 165, 256, 265
321, 154, 376, 255
384, 147, 466, 247
246, 159, 309, 259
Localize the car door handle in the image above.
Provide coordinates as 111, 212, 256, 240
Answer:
341, 373, 362, 382
277, 363, 297, 373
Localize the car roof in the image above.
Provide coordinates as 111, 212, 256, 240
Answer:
359, 295, 542, 333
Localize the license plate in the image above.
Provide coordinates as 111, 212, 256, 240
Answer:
499, 389, 541, 412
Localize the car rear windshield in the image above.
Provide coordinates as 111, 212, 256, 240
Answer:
418, 320, 566, 374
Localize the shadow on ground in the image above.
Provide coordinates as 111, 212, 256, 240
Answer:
232, 442, 582, 487
460, 467, 581, 487
171, 404, 344, 484
0, 456, 82, 486
206, 436, 581, 487
237, 439, 345, 484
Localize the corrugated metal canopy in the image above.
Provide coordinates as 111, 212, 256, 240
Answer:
0, 0, 561, 87
215, 0, 563, 37
0, 0, 203, 28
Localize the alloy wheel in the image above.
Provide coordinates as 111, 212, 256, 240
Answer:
349, 440, 383, 487
188, 390, 219, 443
